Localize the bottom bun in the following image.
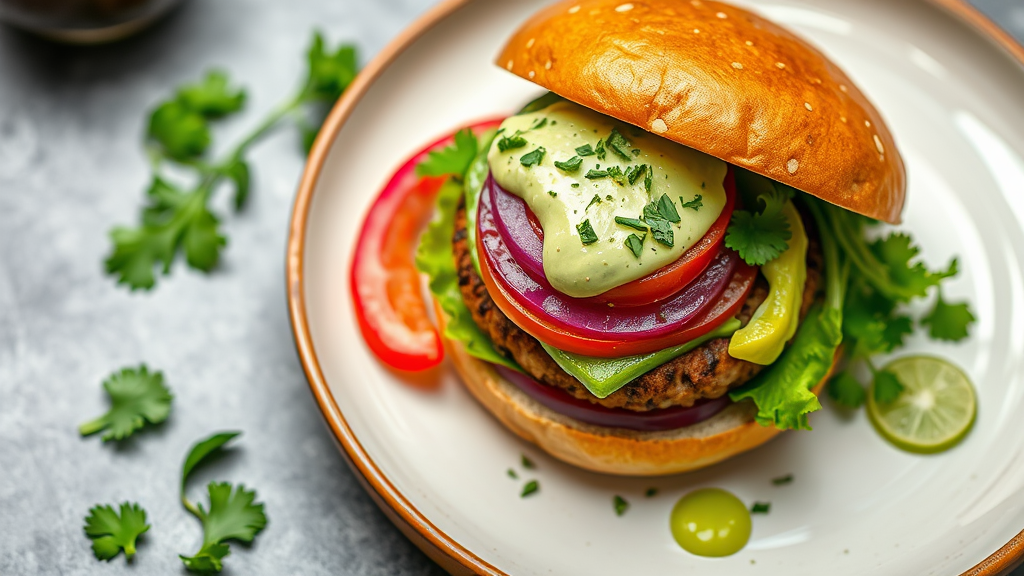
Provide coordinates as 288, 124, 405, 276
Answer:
447, 340, 832, 477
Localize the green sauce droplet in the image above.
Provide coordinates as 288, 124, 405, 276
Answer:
670, 488, 751, 557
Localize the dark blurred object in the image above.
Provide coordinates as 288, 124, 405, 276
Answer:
0, 0, 182, 43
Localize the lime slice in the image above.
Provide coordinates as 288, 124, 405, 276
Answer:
866, 356, 977, 454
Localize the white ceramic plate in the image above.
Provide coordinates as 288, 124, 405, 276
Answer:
288, 1, 1024, 574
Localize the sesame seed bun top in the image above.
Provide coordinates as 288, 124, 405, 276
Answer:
496, 0, 906, 223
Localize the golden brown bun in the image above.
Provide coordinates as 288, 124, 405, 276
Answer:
496, 0, 906, 223
447, 339, 833, 476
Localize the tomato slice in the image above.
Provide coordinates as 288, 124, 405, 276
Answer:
477, 229, 757, 357
350, 120, 503, 372
591, 167, 737, 306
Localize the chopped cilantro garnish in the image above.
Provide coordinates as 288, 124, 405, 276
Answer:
520, 147, 546, 167
642, 197, 676, 247
873, 369, 905, 404
497, 134, 527, 152
657, 193, 680, 223
680, 194, 703, 211
827, 372, 866, 409
606, 128, 633, 161
615, 216, 648, 232
575, 143, 595, 156
645, 488, 658, 497
507, 469, 518, 479
725, 184, 793, 265
521, 454, 535, 469
632, 148, 641, 156
625, 233, 645, 258
585, 168, 609, 179
577, 219, 598, 245
530, 117, 548, 130
83, 502, 150, 562
554, 156, 583, 172
417, 128, 478, 178
751, 502, 771, 514
771, 475, 794, 486
547, 190, 557, 198
613, 495, 629, 516
78, 365, 173, 442
921, 287, 975, 341
571, 183, 580, 188
521, 480, 539, 498
644, 165, 653, 193
595, 138, 606, 160
626, 164, 647, 186
586, 194, 602, 210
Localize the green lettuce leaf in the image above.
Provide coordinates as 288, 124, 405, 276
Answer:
541, 318, 740, 398
415, 178, 519, 371
462, 131, 497, 277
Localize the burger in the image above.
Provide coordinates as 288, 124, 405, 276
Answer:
409, 0, 910, 476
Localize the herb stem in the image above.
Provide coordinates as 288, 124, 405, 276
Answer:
78, 418, 106, 437
228, 92, 305, 160
181, 494, 202, 519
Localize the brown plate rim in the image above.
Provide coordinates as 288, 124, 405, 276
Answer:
285, 1, 1024, 574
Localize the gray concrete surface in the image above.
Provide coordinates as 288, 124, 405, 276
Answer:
0, 1, 1022, 574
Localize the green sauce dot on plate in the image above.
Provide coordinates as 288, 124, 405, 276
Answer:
670, 488, 752, 557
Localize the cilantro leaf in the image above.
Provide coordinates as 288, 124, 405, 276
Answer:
585, 168, 609, 179
521, 480, 539, 497
869, 235, 956, 301
680, 194, 703, 211
625, 233, 645, 258
613, 495, 629, 516
79, 365, 173, 441
605, 128, 633, 161
843, 280, 913, 357
595, 138, 606, 160
921, 288, 975, 342
84, 502, 150, 562
614, 216, 648, 232
575, 144, 595, 156
106, 179, 226, 290
625, 164, 646, 185
576, 219, 598, 245
497, 135, 527, 152
520, 147, 546, 167
177, 71, 246, 117
873, 370, 905, 404
302, 31, 358, 102
642, 198, 675, 247
751, 502, 771, 514
586, 194, 602, 211
725, 187, 792, 266
657, 193, 680, 223
148, 100, 210, 161
179, 483, 267, 574
181, 431, 242, 493
222, 158, 250, 211
554, 156, 583, 172
417, 128, 478, 178
826, 372, 866, 409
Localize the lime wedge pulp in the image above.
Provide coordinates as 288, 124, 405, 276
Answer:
866, 355, 977, 454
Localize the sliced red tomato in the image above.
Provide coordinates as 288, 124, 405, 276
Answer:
477, 229, 757, 357
350, 120, 502, 372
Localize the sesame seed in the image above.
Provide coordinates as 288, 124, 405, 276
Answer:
874, 134, 885, 154
804, 102, 813, 111
691, 0, 702, 6
732, 62, 743, 70
545, 60, 552, 70
776, 62, 786, 69
528, 70, 535, 78
693, 28, 700, 33
615, 3, 634, 12
716, 11, 727, 18
652, 118, 668, 133
840, 116, 847, 123
526, 38, 535, 48
787, 158, 799, 174
506, 60, 513, 70
840, 84, 848, 92
568, 5, 580, 13
865, 120, 871, 127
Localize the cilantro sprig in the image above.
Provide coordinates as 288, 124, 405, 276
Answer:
725, 184, 793, 265
417, 128, 478, 179
83, 502, 151, 562
79, 365, 173, 442
107, 32, 359, 290
179, 432, 267, 574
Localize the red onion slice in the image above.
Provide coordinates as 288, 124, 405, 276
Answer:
478, 186, 740, 341
496, 365, 731, 432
